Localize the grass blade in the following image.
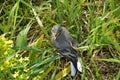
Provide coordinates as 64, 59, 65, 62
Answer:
96, 58, 120, 64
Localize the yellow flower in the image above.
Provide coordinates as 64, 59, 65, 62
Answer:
0, 66, 4, 70
13, 71, 19, 78
3, 60, 10, 66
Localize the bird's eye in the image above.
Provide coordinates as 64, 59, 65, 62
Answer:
51, 28, 56, 33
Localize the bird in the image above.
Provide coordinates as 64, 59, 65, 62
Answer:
51, 25, 82, 76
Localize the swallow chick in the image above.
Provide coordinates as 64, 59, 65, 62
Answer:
51, 25, 82, 76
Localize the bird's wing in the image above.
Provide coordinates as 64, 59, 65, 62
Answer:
62, 27, 77, 46
57, 48, 78, 64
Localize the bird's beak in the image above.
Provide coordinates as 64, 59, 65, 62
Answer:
52, 32, 60, 40
55, 33, 60, 38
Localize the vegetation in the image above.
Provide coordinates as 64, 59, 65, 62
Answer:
0, 0, 120, 80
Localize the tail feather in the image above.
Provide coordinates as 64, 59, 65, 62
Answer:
70, 62, 77, 76
77, 59, 82, 72
70, 59, 82, 76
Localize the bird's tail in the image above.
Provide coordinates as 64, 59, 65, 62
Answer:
70, 58, 82, 76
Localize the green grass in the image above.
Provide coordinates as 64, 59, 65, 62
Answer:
0, 0, 120, 80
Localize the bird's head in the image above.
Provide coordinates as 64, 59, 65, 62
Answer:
51, 25, 62, 40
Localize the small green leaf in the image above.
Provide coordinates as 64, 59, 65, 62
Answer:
16, 21, 32, 49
